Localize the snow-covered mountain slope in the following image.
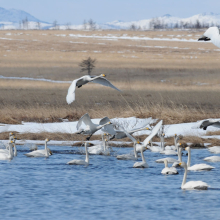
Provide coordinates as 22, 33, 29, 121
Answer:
103, 13, 220, 30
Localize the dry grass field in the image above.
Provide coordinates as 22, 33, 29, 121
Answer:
1, 29, 220, 128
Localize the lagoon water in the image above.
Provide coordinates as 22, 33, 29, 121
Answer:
0, 144, 219, 220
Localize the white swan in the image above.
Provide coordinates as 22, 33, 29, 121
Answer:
88, 136, 110, 155
76, 113, 112, 140
24, 138, 52, 157
160, 143, 180, 155
198, 27, 220, 48
179, 162, 209, 190
161, 159, 178, 175
0, 141, 14, 160
100, 116, 152, 140
185, 147, 215, 171
133, 146, 149, 168
204, 156, 220, 162
67, 142, 90, 165
208, 146, 220, 154
66, 74, 121, 104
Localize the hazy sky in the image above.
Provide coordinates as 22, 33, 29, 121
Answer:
0, 0, 219, 24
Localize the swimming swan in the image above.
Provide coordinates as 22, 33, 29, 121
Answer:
161, 159, 178, 175
66, 74, 121, 104
208, 146, 220, 154
0, 141, 14, 160
67, 142, 90, 165
76, 113, 112, 140
204, 156, 220, 162
179, 162, 209, 190
133, 146, 149, 168
198, 27, 220, 48
24, 139, 52, 157
185, 147, 214, 171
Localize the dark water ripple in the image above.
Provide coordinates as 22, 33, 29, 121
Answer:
0, 145, 219, 220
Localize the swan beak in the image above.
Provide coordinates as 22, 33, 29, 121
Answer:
101, 74, 106, 77
105, 139, 107, 141
108, 122, 112, 124
179, 143, 181, 145
146, 127, 149, 130
137, 141, 140, 144
179, 162, 182, 165
198, 35, 211, 41
50, 150, 53, 155
145, 147, 148, 149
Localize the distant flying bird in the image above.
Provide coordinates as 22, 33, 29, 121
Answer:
198, 27, 220, 48
66, 74, 121, 104
192, 118, 220, 130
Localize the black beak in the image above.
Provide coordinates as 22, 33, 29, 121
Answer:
198, 35, 211, 41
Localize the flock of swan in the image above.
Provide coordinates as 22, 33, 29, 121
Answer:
1, 27, 220, 191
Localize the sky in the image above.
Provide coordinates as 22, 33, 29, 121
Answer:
0, 0, 220, 24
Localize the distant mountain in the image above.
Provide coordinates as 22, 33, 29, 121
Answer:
0, 7, 45, 23
0, 7, 220, 30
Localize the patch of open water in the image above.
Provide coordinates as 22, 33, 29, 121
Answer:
0, 145, 219, 220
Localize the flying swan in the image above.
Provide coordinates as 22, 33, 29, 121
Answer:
76, 113, 112, 140
198, 27, 220, 48
66, 74, 121, 104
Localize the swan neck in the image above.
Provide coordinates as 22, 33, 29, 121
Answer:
9, 144, 13, 159
141, 148, 146, 163
177, 145, 180, 160
150, 139, 153, 147
161, 136, 165, 151
45, 141, 49, 157
182, 166, 188, 187
187, 148, 191, 167
85, 142, 89, 163
134, 143, 137, 158
104, 139, 106, 151
179, 148, 182, 162
13, 143, 17, 156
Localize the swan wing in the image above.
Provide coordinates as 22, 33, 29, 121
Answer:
117, 125, 137, 143
76, 113, 94, 130
161, 167, 178, 174
129, 117, 152, 133
66, 79, 79, 104
91, 77, 121, 92
143, 120, 163, 146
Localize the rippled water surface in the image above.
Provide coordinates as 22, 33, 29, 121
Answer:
0, 145, 220, 220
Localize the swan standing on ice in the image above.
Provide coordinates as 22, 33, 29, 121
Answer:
66, 74, 121, 104
76, 113, 112, 140
161, 159, 178, 175
179, 162, 209, 190
24, 138, 52, 157
185, 147, 214, 171
198, 27, 220, 48
0, 140, 14, 160
133, 146, 149, 168
67, 142, 90, 165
